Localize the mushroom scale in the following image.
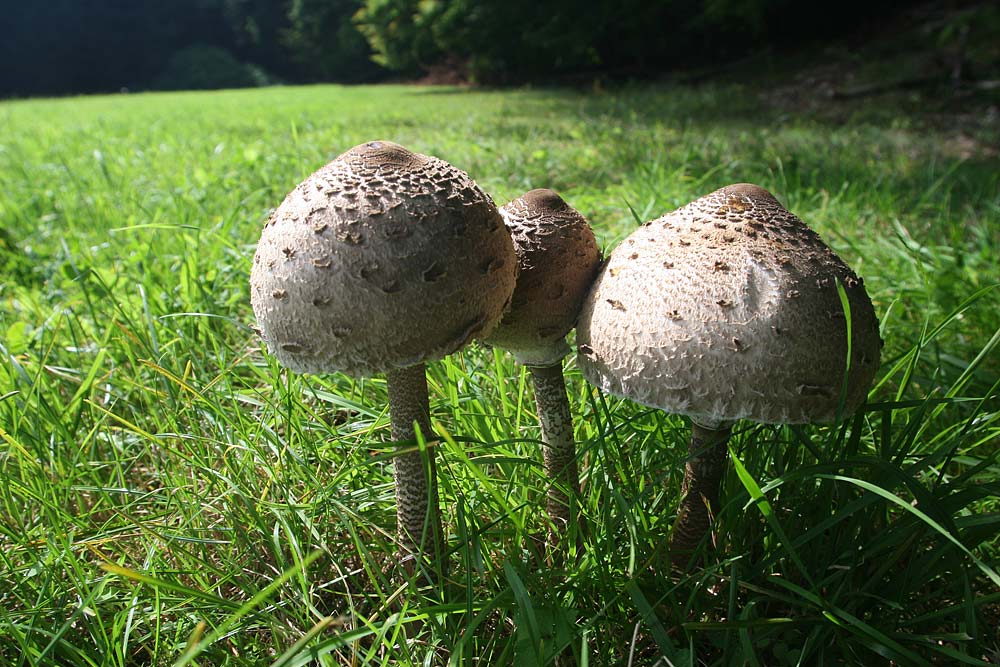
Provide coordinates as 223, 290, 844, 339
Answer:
250, 140, 516, 378
577, 183, 880, 426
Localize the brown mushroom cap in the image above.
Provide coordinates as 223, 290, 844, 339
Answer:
250, 140, 517, 377
485, 189, 602, 366
577, 183, 881, 425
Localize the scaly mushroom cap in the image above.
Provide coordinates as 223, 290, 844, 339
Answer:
485, 189, 602, 366
577, 183, 881, 425
250, 140, 517, 377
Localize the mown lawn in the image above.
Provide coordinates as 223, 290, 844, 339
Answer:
1, 82, 998, 666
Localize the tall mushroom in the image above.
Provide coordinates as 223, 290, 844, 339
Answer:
484, 189, 602, 544
576, 183, 881, 569
250, 140, 516, 569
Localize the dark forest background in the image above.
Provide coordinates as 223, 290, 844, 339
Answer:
1, 0, 997, 97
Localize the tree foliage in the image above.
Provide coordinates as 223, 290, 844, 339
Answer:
285, 0, 383, 82
353, 0, 899, 83
354, 0, 445, 74
2, 0, 232, 95
221, 0, 300, 80
154, 44, 271, 91
0, 0, 385, 97
2, 0, 908, 96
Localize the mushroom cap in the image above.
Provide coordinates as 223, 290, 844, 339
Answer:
250, 140, 517, 377
577, 183, 881, 425
485, 189, 602, 366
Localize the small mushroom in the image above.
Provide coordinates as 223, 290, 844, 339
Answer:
250, 140, 517, 571
485, 189, 602, 548
576, 183, 881, 570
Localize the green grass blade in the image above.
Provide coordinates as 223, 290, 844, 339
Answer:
815, 474, 1000, 587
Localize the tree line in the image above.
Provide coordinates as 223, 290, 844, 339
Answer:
1, 0, 896, 97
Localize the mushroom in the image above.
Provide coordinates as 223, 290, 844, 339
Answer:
484, 189, 602, 545
576, 183, 881, 569
250, 140, 516, 569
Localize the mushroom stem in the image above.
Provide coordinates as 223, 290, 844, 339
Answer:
528, 363, 580, 546
669, 421, 732, 570
386, 363, 443, 569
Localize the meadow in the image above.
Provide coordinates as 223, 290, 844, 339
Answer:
1, 82, 998, 665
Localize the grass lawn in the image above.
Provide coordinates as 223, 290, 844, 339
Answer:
1, 82, 998, 665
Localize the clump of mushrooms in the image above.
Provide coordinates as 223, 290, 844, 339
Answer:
576, 183, 881, 569
250, 140, 516, 570
484, 189, 602, 546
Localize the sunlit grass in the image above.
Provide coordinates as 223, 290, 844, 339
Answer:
1, 83, 998, 665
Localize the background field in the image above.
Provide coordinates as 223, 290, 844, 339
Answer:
1, 81, 998, 665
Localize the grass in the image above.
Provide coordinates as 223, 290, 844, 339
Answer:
0, 81, 998, 665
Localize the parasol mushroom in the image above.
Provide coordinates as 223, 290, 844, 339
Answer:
577, 183, 881, 569
250, 140, 516, 570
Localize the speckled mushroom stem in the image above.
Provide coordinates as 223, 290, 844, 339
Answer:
385, 363, 443, 570
528, 363, 580, 546
669, 421, 733, 571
